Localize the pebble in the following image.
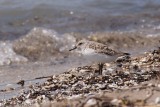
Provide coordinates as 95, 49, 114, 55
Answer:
25, 99, 32, 105
111, 99, 121, 106
0, 48, 159, 106
155, 97, 160, 104
84, 98, 97, 107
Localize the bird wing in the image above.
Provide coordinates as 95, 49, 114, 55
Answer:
88, 42, 118, 56
88, 41, 129, 56
95, 45, 119, 56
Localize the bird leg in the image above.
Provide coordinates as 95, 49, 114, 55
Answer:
98, 63, 103, 75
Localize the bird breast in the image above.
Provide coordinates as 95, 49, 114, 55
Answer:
82, 48, 96, 55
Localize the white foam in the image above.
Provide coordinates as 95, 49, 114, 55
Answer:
0, 41, 28, 65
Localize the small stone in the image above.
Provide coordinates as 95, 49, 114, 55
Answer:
42, 95, 45, 99
84, 98, 97, 107
140, 57, 149, 63
155, 97, 160, 104
111, 99, 121, 106
147, 83, 153, 87
103, 68, 115, 75
157, 84, 160, 88
25, 99, 32, 104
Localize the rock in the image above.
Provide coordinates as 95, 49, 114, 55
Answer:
155, 97, 160, 104
84, 98, 97, 107
111, 99, 121, 106
25, 99, 32, 105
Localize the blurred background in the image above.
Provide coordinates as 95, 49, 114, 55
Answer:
1, 0, 160, 39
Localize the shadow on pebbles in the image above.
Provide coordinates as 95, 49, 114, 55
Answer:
0, 48, 160, 107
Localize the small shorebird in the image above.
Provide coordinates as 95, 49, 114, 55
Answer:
69, 39, 130, 74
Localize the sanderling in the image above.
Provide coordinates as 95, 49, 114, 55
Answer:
69, 39, 130, 74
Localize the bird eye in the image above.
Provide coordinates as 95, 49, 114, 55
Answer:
78, 42, 83, 45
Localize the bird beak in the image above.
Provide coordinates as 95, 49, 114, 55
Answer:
69, 46, 77, 51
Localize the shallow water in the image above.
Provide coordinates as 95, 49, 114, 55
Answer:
0, 0, 160, 100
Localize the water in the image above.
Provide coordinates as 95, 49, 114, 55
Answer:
0, 0, 160, 100
1, 0, 160, 35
